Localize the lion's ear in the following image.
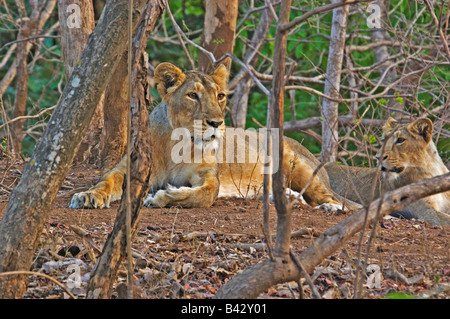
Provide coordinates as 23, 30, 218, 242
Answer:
154, 63, 186, 97
408, 118, 433, 143
211, 64, 229, 90
382, 117, 398, 133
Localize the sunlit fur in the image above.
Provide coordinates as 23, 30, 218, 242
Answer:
378, 117, 450, 215
70, 63, 356, 211
325, 117, 450, 226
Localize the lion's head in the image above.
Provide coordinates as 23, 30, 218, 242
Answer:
377, 117, 434, 175
154, 63, 228, 146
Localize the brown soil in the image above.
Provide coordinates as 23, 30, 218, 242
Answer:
0, 157, 449, 299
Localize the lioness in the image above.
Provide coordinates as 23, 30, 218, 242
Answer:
70, 63, 356, 211
325, 117, 450, 226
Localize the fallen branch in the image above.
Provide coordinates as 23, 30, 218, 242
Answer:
0, 270, 76, 299
214, 172, 450, 298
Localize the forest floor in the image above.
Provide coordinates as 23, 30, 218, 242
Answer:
0, 157, 449, 299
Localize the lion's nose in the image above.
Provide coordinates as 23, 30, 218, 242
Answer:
376, 154, 388, 161
206, 120, 223, 128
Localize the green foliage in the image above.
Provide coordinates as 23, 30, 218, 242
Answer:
1, 0, 448, 165
383, 292, 418, 299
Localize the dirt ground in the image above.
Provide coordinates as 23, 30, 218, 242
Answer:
0, 157, 449, 299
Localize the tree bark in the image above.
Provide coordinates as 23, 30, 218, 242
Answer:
269, 0, 291, 258
198, 0, 238, 75
58, 0, 95, 81
58, 0, 105, 166
0, 0, 150, 299
215, 172, 450, 298
99, 51, 129, 170
320, 0, 349, 163
86, 1, 163, 298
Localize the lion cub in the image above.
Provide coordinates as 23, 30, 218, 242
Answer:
325, 117, 450, 226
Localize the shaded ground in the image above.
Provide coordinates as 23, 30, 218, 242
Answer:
0, 157, 449, 299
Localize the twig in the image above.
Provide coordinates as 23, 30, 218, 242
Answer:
0, 35, 60, 51
0, 270, 76, 299
158, 3, 270, 96
0, 105, 56, 130
0, 183, 12, 193
260, 224, 274, 261
162, 0, 195, 69
280, 0, 373, 32
424, 0, 450, 60
289, 251, 322, 299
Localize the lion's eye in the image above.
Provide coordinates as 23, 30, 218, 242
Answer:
187, 92, 198, 100
395, 137, 405, 144
218, 93, 225, 101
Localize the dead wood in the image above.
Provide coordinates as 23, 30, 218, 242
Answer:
214, 172, 450, 298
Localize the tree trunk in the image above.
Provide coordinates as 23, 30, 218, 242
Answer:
99, 51, 129, 170
198, 0, 238, 74
0, 0, 151, 299
58, 0, 105, 166
215, 172, 450, 298
269, 0, 291, 258
320, 0, 349, 163
86, 1, 163, 298
10, 24, 30, 156
58, 0, 95, 81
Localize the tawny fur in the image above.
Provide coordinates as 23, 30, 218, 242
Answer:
325, 117, 450, 226
70, 63, 357, 211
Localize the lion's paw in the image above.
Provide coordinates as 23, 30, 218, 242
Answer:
269, 188, 307, 204
70, 191, 110, 209
315, 202, 343, 212
143, 190, 168, 208
143, 193, 156, 207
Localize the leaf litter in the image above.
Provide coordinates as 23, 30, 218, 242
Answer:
0, 161, 448, 299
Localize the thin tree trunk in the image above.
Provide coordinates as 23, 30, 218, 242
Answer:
58, 0, 105, 166
58, 0, 95, 81
10, 26, 30, 156
86, 1, 163, 298
215, 172, 450, 298
215, 0, 293, 298
270, 0, 291, 258
0, 0, 150, 299
198, 0, 238, 74
320, 0, 349, 163
99, 51, 129, 170
10, 0, 57, 156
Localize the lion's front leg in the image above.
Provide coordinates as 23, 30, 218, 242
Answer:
69, 156, 127, 209
144, 172, 219, 208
